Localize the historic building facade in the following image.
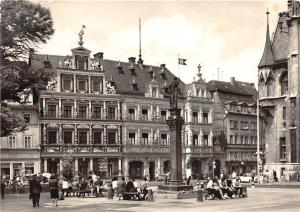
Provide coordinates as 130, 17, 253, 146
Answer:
31, 34, 215, 180
208, 77, 264, 176
0, 104, 41, 180
257, 0, 300, 181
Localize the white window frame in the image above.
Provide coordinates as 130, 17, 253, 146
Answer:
8, 136, 16, 148
24, 136, 32, 148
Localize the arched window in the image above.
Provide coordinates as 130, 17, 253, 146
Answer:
196, 89, 200, 97
280, 72, 288, 95
265, 72, 275, 97
152, 87, 157, 98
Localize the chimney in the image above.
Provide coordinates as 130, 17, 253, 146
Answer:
250, 83, 255, 88
28, 48, 34, 66
128, 57, 136, 63
43, 55, 51, 68
160, 64, 166, 69
94, 52, 104, 61
230, 77, 235, 84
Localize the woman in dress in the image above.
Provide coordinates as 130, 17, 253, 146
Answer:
49, 175, 59, 207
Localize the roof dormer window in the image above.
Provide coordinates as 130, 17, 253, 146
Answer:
131, 78, 138, 91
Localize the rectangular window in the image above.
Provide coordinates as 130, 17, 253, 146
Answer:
128, 108, 135, 120
129, 133, 136, 145
142, 133, 149, 145
250, 136, 253, 145
202, 113, 208, 123
282, 106, 286, 120
48, 105, 56, 118
78, 131, 87, 144
244, 121, 249, 129
107, 107, 115, 120
240, 136, 244, 144
141, 109, 148, 121
245, 136, 248, 144
280, 137, 286, 160
240, 121, 244, 129
161, 110, 167, 122
63, 131, 72, 144
24, 136, 32, 148
192, 134, 198, 146
203, 135, 209, 146
93, 81, 102, 93
8, 136, 16, 148
192, 112, 198, 123
78, 80, 86, 91
230, 120, 234, 129
24, 114, 31, 123
161, 134, 167, 146
230, 135, 233, 144
234, 135, 238, 144
48, 131, 57, 144
93, 131, 102, 144
63, 79, 72, 90
63, 106, 72, 118
234, 121, 238, 129
93, 107, 101, 119
107, 132, 116, 144
78, 106, 87, 118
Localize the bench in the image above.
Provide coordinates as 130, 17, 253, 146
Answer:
119, 192, 144, 201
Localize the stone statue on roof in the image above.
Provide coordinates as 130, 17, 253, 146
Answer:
169, 77, 180, 109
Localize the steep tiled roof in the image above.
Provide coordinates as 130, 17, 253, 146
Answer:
207, 80, 257, 106
272, 13, 289, 62
258, 19, 275, 68
30, 53, 186, 97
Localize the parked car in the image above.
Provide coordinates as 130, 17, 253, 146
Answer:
240, 173, 257, 183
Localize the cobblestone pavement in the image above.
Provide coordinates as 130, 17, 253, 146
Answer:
1, 187, 300, 212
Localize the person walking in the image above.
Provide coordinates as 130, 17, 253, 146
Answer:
29, 175, 42, 207
49, 175, 59, 207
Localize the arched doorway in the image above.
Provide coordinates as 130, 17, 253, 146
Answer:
149, 161, 155, 181
191, 159, 202, 179
79, 159, 88, 179
129, 161, 143, 179
48, 159, 58, 175
163, 160, 171, 174
214, 160, 221, 178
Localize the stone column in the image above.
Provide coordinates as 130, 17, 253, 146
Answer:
75, 158, 79, 177
150, 105, 153, 121
117, 125, 121, 144
89, 125, 93, 144
166, 108, 184, 184
103, 101, 107, 119
74, 125, 78, 144
88, 76, 91, 93
117, 101, 121, 120
209, 130, 213, 146
124, 126, 127, 145
42, 98, 46, 117
43, 125, 47, 144
89, 100, 92, 119
156, 157, 161, 178
199, 109, 203, 124
74, 100, 77, 118
123, 103, 127, 120
103, 125, 107, 144
73, 75, 76, 93
118, 158, 122, 177
10, 163, 13, 180
58, 99, 62, 118
59, 158, 63, 177
144, 160, 149, 178
58, 125, 63, 144
200, 130, 203, 146
137, 128, 141, 145
137, 104, 141, 120
90, 158, 93, 172
123, 157, 129, 178
43, 159, 48, 173
182, 157, 186, 179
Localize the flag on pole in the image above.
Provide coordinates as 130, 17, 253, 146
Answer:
178, 58, 187, 65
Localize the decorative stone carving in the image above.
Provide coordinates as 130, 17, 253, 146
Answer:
106, 82, 116, 94
107, 124, 118, 130
91, 60, 100, 70
62, 124, 74, 129
63, 58, 73, 68
92, 125, 103, 129
47, 123, 59, 128
77, 124, 89, 129
47, 78, 58, 91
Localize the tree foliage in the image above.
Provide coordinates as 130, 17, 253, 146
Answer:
0, 0, 55, 137
0, 0, 54, 61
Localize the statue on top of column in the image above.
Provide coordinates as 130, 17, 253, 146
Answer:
169, 77, 180, 109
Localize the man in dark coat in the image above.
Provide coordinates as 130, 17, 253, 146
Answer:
29, 175, 42, 207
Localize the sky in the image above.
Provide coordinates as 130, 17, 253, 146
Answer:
32, 0, 287, 85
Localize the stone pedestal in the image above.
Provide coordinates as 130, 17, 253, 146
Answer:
158, 108, 193, 192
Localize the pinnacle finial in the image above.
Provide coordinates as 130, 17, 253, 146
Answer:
197, 64, 202, 78
78, 25, 86, 47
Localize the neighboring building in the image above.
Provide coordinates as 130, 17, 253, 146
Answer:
31, 33, 215, 180
257, 0, 300, 181
0, 104, 41, 180
208, 77, 264, 176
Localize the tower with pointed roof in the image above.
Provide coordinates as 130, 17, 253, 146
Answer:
258, 1, 300, 181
